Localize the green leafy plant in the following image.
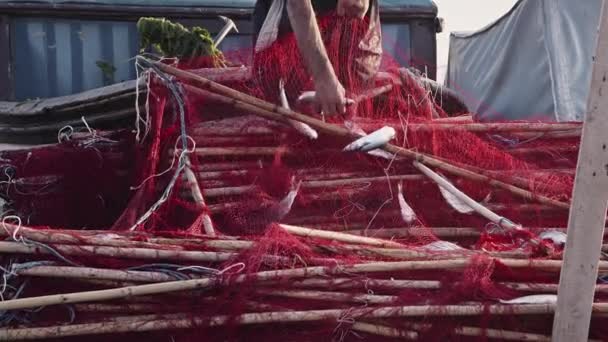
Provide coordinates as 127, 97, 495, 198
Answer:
137, 17, 225, 66
96, 60, 117, 85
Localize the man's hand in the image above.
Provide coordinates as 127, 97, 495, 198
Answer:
314, 74, 347, 115
287, 1, 347, 115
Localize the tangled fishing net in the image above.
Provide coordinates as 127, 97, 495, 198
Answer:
0, 13, 605, 342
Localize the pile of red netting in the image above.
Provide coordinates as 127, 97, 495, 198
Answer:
0, 14, 605, 342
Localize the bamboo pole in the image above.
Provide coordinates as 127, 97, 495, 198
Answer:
195, 168, 574, 182
13, 265, 176, 283
195, 174, 425, 191
287, 277, 608, 294
190, 146, 301, 156
327, 277, 602, 293
279, 224, 404, 248
553, 3, 608, 338
358, 320, 555, 342
431, 115, 473, 123
0, 223, 255, 251
196, 161, 263, 171
258, 289, 399, 304
1, 257, 604, 312
198, 174, 425, 197
405, 122, 581, 133
188, 142, 577, 160
402, 321, 554, 342
0, 241, 234, 263
0, 224, 179, 250
148, 62, 570, 209
344, 227, 483, 238
351, 321, 418, 340
183, 159, 216, 236
352, 84, 394, 103
3, 303, 606, 340
508, 145, 579, 157
511, 130, 581, 139
73, 303, 162, 313
191, 135, 280, 146
287, 277, 442, 290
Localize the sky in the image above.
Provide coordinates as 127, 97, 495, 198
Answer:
434, 0, 519, 82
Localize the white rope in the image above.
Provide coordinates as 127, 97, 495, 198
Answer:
130, 136, 196, 191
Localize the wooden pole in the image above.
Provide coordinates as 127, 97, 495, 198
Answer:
183, 157, 216, 236
5, 304, 606, 340
2, 258, 602, 312
405, 122, 581, 133
552, 3, 608, 340
149, 63, 569, 209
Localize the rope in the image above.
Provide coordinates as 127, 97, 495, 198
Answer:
129, 57, 194, 231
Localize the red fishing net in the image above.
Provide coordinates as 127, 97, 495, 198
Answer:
0, 13, 605, 342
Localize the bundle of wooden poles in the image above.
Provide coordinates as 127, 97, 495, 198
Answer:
0, 222, 607, 341
0, 60, 599, 341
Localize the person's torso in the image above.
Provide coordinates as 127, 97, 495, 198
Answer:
253, 0, 339, 39
252, 0, 383, 94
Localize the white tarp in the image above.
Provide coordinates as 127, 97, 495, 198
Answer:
446, 0, 602, 122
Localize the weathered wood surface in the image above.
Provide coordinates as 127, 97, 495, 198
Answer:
552, 2, 608, 341
0, 80, 137, 116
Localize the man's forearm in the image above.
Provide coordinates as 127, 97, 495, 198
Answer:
286, 0, 336, 83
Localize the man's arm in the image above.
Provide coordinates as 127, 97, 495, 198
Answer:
286, 0, 346, 115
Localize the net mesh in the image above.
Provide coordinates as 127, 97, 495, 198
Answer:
0, 13, 604, 342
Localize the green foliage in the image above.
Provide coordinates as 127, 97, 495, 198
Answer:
96, 60, 116, 84
137, 17, 224, 65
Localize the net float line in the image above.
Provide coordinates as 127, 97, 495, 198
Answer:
1, 257, 606, 312
145, 62, 569, 210
2, 303, 606, 340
